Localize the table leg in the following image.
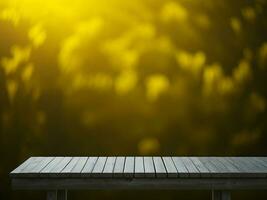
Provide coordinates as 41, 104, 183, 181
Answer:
47, 190, 57, 200
212, 190, 231, 200
47, 190, 67, 200
57, 190, 68, 200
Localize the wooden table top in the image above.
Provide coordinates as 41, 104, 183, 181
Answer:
10, 156, 267, 178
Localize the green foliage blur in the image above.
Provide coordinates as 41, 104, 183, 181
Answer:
0, 0, 267, 199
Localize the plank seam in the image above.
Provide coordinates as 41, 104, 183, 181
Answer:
111, 157, 117, 177
91, 157, 100, 173
151, 157, 156, 177
102, 157, 108, 173
80, 157, 90, 173
38, 157, 56, 173
60, 157, 74, 173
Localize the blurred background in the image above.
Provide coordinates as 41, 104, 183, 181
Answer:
0, 0, 267, 199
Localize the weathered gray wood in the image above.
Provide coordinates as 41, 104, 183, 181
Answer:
10, 156, 267, 180
18, 157, 55, 177
242, 157, 267, 172
237, 157, 261, 171
10, 156, 267, 200
208, 157, 234, 177
50, 157, 72, 174
135, 157, 145, 178
198, 157, 225, 177
172, 157, 189, 177
41, 157, 65, 175
180, 157, 200, 177
144, 157, 155, 178
224, 157, 246, 173
62, 157, 87, 174
228, 157, 255, 171
91, 157, 107, 177
102, 157, 116, 177
260, 157, 267, 165
29, 157, 55, 173
251, 157, 267, 168
81, 157, 98, 177
162, 157, 178, 178
153, 157, 167, 178
189, 157, 210, 177
11, 157, 38, 175
212, 190, 231, 200
20, 157, 45, 173
13, 178, 267, 190
227, 157, 265, 177
70, 157, 88, 175
215, 158, 240, 174
61, 157, 80, 175
124, 157, 134, 178
113, 157, 125, 177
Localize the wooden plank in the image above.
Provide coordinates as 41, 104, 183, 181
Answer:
71, 157, 88, 173
242, 157, 267, 172
209, 157, 233, 173
23, 157, 55, 177
102, 157, 116, 177
144, 157, 155, 178
215, 157, 246, 178
113, 157, 125, 178
258, 157, 267, 165
50, 157, 72, 173
162, 157, 178, 178
61, 157, 80, 174
41, 157, 65, 174
189, 157, 210, 177
124, 157, 134, 178
153, 157, 167, 178
172, 157, 189, 177
198, 157, 224, 177
226, 157, 265, 178
81, 157, 98, 177
210, 157, 245, 178
228, 157, 259, 172
11, 156, 267, 180
20, 157, 45, 173
251, 157, 267, 168
180, 157, 200, 177
11, 157, 38, 175
91, 157, 107, 177
134, 157, 145, 178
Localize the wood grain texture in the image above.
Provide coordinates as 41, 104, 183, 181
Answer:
10, 157, 267, 179
134, 157, 145, 178
153, 157, 167, 178
189, 157, 210, 177
124, 157, 134, 178
162, 157, 178, 178
113, 157, 125, 178
172, 157, 189, 177
81, 157, 98, 177
102, 157, 116, 178
144, 157, 155, 178
91, 157, 107, 177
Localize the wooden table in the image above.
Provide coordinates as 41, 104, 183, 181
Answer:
10, 157, 267, 200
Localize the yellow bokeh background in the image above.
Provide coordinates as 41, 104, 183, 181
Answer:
0, 0, 267, 199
